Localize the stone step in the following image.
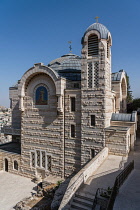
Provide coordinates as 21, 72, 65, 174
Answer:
95, 204, 101, 210
75, 193, 95, 202
71, 202, 92, 210
73, 197, 93, 207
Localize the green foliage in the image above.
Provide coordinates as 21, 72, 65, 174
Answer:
100, 187, 113, 199
126, 74, 133, 103
56, 180, 63, 186
127, 98, 140, 113
132, 98, 140, 110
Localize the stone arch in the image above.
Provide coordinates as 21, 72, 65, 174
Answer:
88, 34, 99, 56
83, 30, 101, 46
5, 158, 8, 172
121, 77, 127, 99
120, 73, 127, 112
18, 64, 59, 98
18, 64, 59, 111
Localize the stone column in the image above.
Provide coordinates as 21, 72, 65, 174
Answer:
19, 96, 24, 111
57, 95, 63, 112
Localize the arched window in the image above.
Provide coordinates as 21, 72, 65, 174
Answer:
88, 34, 98, 56
14, 160, 18, 170
35, 86, 48, 105
5, 158, 8, 172
121, 78, 127, 98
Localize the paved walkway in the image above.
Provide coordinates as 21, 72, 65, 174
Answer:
77, 154, 127, 198
114, 136, 140, 210
76, 136, 140, 209
0, 172, 36, 210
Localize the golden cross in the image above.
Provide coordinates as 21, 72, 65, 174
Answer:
68, 41, 72, 53
95, 16, 100, 23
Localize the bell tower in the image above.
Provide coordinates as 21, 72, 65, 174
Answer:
81, 21, 112, 165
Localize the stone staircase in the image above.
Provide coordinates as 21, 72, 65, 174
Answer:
70, 193, 95, 210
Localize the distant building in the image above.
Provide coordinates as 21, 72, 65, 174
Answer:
0, 107, 12, 144
0, 21, 137, 178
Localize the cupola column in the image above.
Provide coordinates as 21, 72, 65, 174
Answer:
57, 95, 63, 112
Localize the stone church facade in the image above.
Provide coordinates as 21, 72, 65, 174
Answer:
0, 22, 137, 179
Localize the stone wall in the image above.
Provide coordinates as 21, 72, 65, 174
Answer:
105, 128, 130, 156
80, 38, 112, 166
59, 147, 108, 210
64, 90, 81, 177
0, 150, 21, 176
21, 74, 64, 178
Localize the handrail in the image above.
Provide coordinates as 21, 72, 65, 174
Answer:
106, 160, 134, 210
92, 160, 134, 210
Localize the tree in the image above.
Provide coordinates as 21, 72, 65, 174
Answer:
126, 74, 133, 103
132, 98, 140, 111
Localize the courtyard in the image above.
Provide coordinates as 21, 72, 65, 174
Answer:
0, 171, 36, 210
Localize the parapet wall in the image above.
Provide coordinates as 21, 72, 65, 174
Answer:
59, 147, 108, 210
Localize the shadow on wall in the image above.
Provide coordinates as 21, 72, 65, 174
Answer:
12, 101, 21, 129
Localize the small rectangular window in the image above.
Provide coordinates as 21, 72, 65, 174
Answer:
42, 151, 45, 168
31, 152, 35, 167
71, 124, 75, 138
37, 150, 40, 167
71, 97, 75, 112
91, 149, 95, 158
91, 115, 95, 126
47, 155, 51, 171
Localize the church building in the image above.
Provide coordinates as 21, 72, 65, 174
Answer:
0, 21, 137, 179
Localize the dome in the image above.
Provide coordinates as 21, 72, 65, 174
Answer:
81, 22, 111, 43
48, 54, 81, 81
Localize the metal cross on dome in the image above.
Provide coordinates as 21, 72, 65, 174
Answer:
95, 16, 100, 23
68, 41, 72, 53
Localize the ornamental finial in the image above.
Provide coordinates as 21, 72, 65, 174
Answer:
68, 41, 72, 53
95, 16, 100, 23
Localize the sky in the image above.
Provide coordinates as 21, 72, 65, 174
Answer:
0, 0, 140, 107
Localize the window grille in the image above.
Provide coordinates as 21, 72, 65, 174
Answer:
88, 34, 98, 56
71, 97, 75, 112
94, 62, 99, 87
107, 41, 109, 58
74, 83, 79, 88
88, 62, 93, 88
47, 155, 51, 171
42, 151, 45, 168
37, 150, 40, 167
91, 115, 95, 126
31, 152, 35, 167
71, 124, 75, 138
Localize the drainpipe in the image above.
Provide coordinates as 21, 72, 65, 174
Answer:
63, 89, 66, 178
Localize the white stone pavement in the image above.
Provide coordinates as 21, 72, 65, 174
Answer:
77, 154, 127, 198
114, 137, 140, 210
0, 172, 36, 210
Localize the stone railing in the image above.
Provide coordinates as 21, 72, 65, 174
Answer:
59, 147, 109, 210
1, 126, 21, 135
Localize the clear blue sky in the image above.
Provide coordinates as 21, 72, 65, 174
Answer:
0, 0, 140, 107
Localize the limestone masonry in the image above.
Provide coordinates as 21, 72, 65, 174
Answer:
0, 21, 137, 180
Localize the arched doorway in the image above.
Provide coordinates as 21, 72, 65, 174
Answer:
5, 158, 8, 172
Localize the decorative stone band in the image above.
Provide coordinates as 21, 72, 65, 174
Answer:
2, 127, 21, 135
59, 147, 109, 210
